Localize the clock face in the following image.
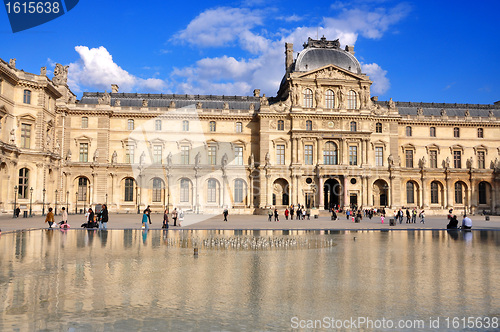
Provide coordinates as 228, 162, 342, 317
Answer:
328, 121, 334, 128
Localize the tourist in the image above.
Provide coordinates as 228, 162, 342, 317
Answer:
296, 206, 301, 220
172, 208, 178, 226
302, 207, 306, 220
419, 210, 425, 224
284, 207, 289, 220
290, 205, 294, 219
178, 209, 184, 227
274, 208, 279, 222
306, 207, 311, 220
346, 209, 350, 220
447, 215, 458, 229
45, 207, 55, 228
406, 208, 411, 223
331, 210, 337, 220
412, 208, 417, 223
15, 206, 20, 218
88, 208, 96, 227
223, 208, 228, 222
399, 209, 404, 224
268, 208, 273, 222
142, 209, 149, 230
162, 208, 169, 229
145, 205, 152, 224
99, 204, 109, 230
462, 214, 472, 230
381, 214, 385, 224
58, 207, 69, 227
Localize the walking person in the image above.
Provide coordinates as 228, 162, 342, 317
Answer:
302, 207, 306, 220
178, 209, 184, 227
223, 208, 228, 222
419, 210, 425, 224
15, 206, 20, 218
45, 207, 55, 228
99, 204, 109, 230
381, 214, 385, 224
142, 209, 149, 230
296, 206, 301, 220
284, 208, 289, 220
406, 208, 411, 223
88, 208, 95, 228
306, 207, 311, 220
162, 208, 169, 229
290, 205, 294, 220
145, 205, 152, 224
58, 206, 69, 228
274, 208, 279, 222
412, 208, 417, 223
346, 209, 350, 220
268, 208, 273, 222
172, 208, 178, 226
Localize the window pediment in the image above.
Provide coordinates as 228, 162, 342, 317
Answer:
401, 143, 416, 152
231, 139, 247, 150
449, 144, 464, 153
473, 145, 488, 154
176, 138, 192, 149
17, 113, 36, 126
371, 140, 387, 149
148, 138, 166, 148
271, 137, 288, 148
74, 135, 92, 146
425, 144, 440, 154
121, 138, 138, 148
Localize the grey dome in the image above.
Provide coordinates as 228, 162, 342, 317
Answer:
295, 42, 362, 74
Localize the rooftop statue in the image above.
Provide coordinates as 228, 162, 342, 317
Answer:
53, 63, 69, 85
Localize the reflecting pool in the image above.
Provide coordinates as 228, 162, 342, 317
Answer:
0, 230, 499, 331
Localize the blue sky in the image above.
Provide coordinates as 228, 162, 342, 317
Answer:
1, 0, 499, 104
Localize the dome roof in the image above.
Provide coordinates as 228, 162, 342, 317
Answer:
294, 37, 361, 74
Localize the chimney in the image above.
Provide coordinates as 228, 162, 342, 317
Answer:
285, 43, 294, 73
345, 45, 355, 55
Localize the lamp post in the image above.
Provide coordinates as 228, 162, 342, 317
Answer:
66, 191, 69, 214
75, 192, 78, 214
13, 185, 18, 218
29, 187, 33, 217
42, 188, 46, 216
54, 189, 58, 216
105, 193, 108, 206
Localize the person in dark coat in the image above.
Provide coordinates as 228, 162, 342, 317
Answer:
99, 204, 109, 230
223, 208, 228, 222
447, 215, 458, 229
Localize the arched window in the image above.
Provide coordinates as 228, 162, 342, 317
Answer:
325, 90, 335, 109
406, 126, 412, 137
152, 178, 164, 202
431, 181, 439, 204
124, 178, 134, 202
81, 117, 88, 129
78, 177, 88, 202
430, 127, 436, 137
406, 182, 415, 204
350, 121, 357, 132
182, 120, 189, 131
207, 179, 217, 203
209, 121, 216, 132
347, 90, 357, 109
478, 182, 487, 205
127, 119, 134, 130
323, 141, 338, 165
23, 90, 31, 104
453, 127, 460, 138
18, 168, 29, 199
375, 122, 382, 133
303, 89, 313, 108
454, 182, 463, 204
234, 179, 245, 203
477, 128, 483, 138
180, 179, 190, 202
277, 120, 284, 131
235, 122, 242, 133
306, 120, 312, 131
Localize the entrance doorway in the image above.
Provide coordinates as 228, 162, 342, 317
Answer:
305, 193, 314, 208
349, 194, 358, 209
324, 178, 341, 210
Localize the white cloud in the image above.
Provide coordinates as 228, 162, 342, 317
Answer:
361, 62, 390, 95
67, 46, 167, 93
169, 3, 409, 97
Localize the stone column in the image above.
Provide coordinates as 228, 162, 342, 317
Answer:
343, 176, 349, 208
491, 181, 496, 213
295, 175, 300, 205
446, 175, 453, 209
388, 175, 394, 209
319, 177, 325, 209
365, 140, 370, 166
290, 138, 295, 164
266, 173, 272, 207
421, 177, 427, 209
248, 172, 253, 208
367, 177, 373, 207
316, 138, 323, 165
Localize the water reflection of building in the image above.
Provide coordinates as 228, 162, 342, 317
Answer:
1, 37, 500, 215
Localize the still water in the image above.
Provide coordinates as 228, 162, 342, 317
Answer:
0, 229, 498, 331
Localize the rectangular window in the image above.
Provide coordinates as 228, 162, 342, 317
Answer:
153, 145, 162, 164
180, 180, 189, 202
79, 143, 88, 162
207, 180, 217, 203
304, 144, 313, 165
208, 146, 217, 165
81, 117, 88, 129
349, 146, 357, 165
453, 151, 461, 168
181, 146, 190, 164
235, 146, 243, 165
429, 150, 437, 168
276, 145, 285, 165
127, 119, 134, 130
23, 90, 31, 104
406, 150, 413, 168
155, 119, 162, 131
125, 145, 135, 164
235, 122, 243, 133
124, 179, 134, 202
477, 151, 485, 169
20, 123, 31, 148
375, 147, 383, 166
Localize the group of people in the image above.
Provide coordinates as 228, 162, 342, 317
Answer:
392, 208, 425, 224
267, 205, 312, 222
141, 207, 185, 230
44, 206, 70, 229
446, 209, 472, 230
81, 204, 109, 229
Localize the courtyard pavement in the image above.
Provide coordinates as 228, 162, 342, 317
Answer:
0, 211, 499, 233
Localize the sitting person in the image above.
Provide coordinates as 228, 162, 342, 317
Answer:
461, 214, 472, 230
446, 215, 458, 229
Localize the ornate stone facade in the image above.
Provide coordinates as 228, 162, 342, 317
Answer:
1, 39, 499, 215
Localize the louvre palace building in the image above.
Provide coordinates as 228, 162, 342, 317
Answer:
1, 37, 499, 216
